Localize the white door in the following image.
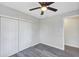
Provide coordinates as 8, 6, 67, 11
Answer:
0, 17, 18, 57
19, 20, 32, 51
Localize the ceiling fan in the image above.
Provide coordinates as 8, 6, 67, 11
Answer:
29, 2, 58, 15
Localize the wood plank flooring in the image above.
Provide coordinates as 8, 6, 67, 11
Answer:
11, 43, 79, 57
65, 45, 79, 57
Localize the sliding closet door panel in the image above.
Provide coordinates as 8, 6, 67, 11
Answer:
0, 16, 1, 56
19, 20, 32, 51
1, 17, 18, 57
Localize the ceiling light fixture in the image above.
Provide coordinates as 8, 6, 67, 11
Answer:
29, 2, 58, 15
41, 6, 47, 11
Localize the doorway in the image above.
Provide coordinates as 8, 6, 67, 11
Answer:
64, 15, 79, 56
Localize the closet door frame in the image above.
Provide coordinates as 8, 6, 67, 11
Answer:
0, 16, 1, 56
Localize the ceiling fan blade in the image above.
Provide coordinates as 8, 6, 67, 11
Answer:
39, 2, 45, 6
41, 11, 44, 15
47, 7, 58, 12
46, 2, 55, 6
39, 2, 42, 6
39, 2, 54, 6
29, 7, 41, 11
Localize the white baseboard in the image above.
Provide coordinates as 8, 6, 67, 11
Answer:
65, 43, 79, 49
41, 43, 64, 50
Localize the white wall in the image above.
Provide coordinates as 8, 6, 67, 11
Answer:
40, 10, 79, 50
40, 15, 64, 50
31, 22, 40, 45
64, 17, 79, 48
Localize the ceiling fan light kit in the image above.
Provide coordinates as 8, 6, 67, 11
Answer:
29, 2, 58, 15
41, 6, 47, 11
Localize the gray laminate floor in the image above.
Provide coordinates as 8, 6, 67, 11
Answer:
11, 43, 79, 57
65, 45, 79, 57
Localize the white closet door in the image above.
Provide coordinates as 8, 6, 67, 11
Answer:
19, 20, 32, 51
1, 17, 18, 57
0, 17, 1, 56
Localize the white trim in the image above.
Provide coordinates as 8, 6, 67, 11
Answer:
41, 43, 64, 50
0, 16, 1, 56
64, 15, 79, 19
0, 15, 35, 24
65, 44, 79, 49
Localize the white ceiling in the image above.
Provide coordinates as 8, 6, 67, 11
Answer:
0, 2, 79, 19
